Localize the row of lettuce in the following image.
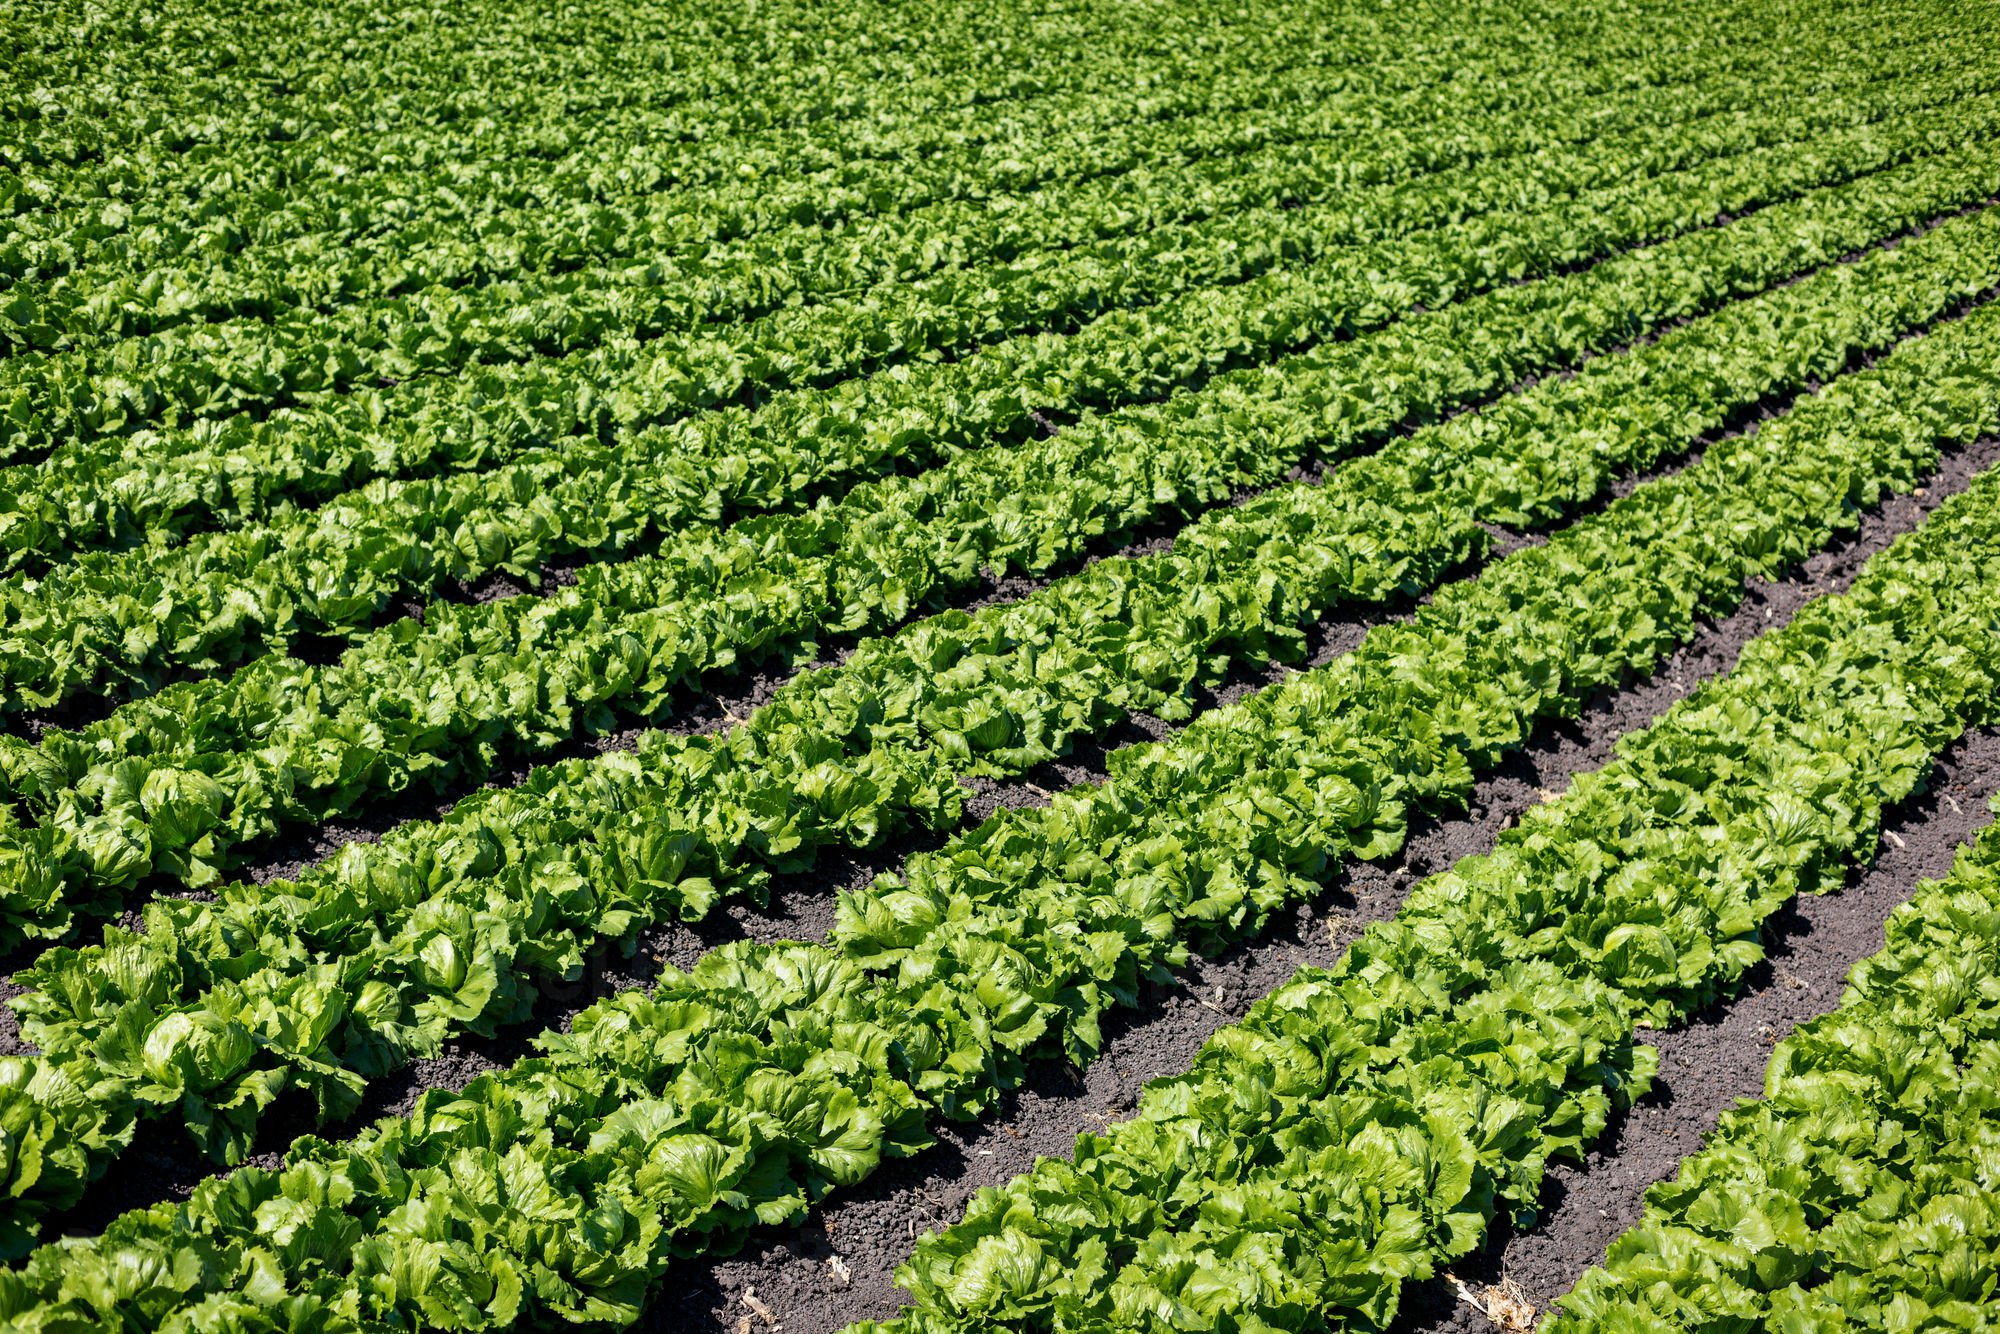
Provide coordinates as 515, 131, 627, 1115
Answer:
3, 225, 1998, 1321
1545, 811, 2000, 1331
1, 123, 1997, 961
4, 45, 1979, 599
16, 36, 1977, 564
1, 162, 1996, 1221
15, 0, 1627, 246
10, 0, 1420, 282
4, 23, 1975, 483
12, 0, 1918, 368
5, 3, 1850, 366
24, 85, 1952, 708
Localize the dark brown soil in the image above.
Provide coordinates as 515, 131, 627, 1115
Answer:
626, 439, 2000, 1334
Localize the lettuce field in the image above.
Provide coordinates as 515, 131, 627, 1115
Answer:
4, 0, 2000, 1328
